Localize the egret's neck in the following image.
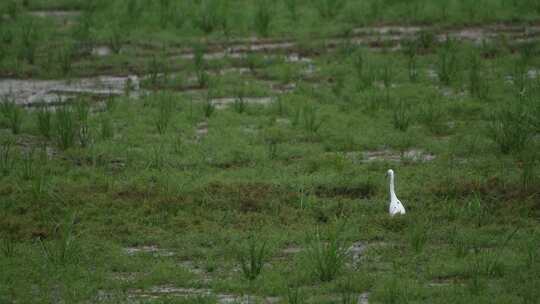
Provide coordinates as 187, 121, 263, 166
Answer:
389, 173, 397, 201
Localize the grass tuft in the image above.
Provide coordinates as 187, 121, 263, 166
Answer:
38, 214, 80, 266
254, 0, 272, 37
1, 96, 23, 134
237, 235, 268, 281
75, 99, 92, 148
55, 106, 75, 150
314, 0, 346, 19
437, 37, 458, 85
302, 104, 325, 135
21, 148, 35, 181
488, 101, 533, 154
305, 224, 348, 282
408, 218, 430, 255
0, 137, 15, 176
155, 93, 176, 135
392, 100, 411, 132
37, 105, 52, 139
100, 114, 114, 140
0, 237, 17, 258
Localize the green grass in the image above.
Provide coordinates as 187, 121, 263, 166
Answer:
54, 105, 75, 150
304, 223, 349, 283
237, 235, 268, 281
0, 136, 15, 176
0, 0, 540, 303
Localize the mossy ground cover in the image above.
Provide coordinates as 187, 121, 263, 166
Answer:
1, 0, 540, 303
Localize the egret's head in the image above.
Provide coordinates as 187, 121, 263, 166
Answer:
386, 169, 394, 177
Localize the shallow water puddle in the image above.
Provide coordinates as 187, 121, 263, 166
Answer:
196, 121, 209, 140
214, 67, 251, 76
211, 96, 275, 109
284, 53, 313, 63
427, 68, 438, 80
29, 10, 81, 18
440, 87, 466, 99
314, 293, 370, 304
123, 246, 175, 257
428, 276, 465, 287
92, 46, 113, 57
176, 52, 246, 61
174, 41, 304, 63
176, 50, 313, 66
353, 25, 423, 36
281, 246, 303, 254
178, 261, 206, 276
353, 24, 540, 40
527, 69, 539, 79
358, 292, 370, 304
112, 272, 138, 282
280, 241, 367, 262
349, 241, 368, 264
0, 75, 139, 105
344, 24, 540, 51
130, 286, 280, 304
335, 149, 435, 163
276, 118, 292, 125
28, 10, 81, 27
360, 149, 435, 163
230, 41, 296, 53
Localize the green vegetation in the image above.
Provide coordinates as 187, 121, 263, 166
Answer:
237, 235, 269, 281
0, 0, 540, 303
54, 105, 75, 150
305, 224, 349, 282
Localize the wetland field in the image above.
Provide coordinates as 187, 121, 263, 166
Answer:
1, 0, 540, 303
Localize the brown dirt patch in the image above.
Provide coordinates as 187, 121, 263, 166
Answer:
202, 182, 297, 213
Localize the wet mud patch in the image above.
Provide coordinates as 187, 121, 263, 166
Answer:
314, 182, 376, 199
195, 121, 209, 140
202, 182, 296, 213
68, 153, 127, 171
210, 96, 275, 109
28, 10, 81, 19
129, 286, 280, 304
168, 24, 540, 64
2, 24, 538, 84
28, 10, 81, 27
123, 245, 175, 257
0, 75, 140, 105
428, 275, 466, 287
348, 241, 368, 265
309, 293, 370, 304
353, 25, 423, 36
358, 292, 370, 304
0, 132, 57, 158
92, 46, 113, 57
175, 51, 245, 61
281, 245, 303, 255
430, 175, 536, 201
112, 272, 138, 282
278, 241, 367, 263
210, 159, 254, 170
352, 24, 540, 44
440, 87, 466, 99
28, 10, 82, 24
178, 261, 205, 275
350, 149, 436, 163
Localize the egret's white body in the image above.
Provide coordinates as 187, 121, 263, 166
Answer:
387, 169, 406, 216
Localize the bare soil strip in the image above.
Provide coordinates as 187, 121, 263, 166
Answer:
0, 75, 139, 105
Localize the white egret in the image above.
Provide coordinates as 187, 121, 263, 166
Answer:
387, 169, 406, 216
